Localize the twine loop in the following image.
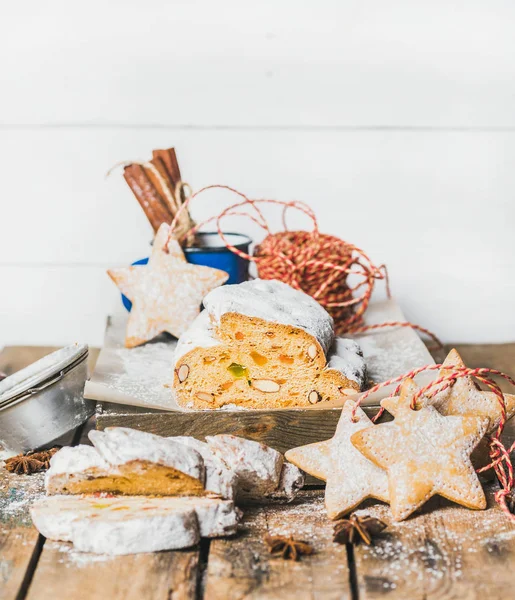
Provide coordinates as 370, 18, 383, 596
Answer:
169, 185, 389, 334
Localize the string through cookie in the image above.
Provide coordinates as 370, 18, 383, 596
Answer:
354, 364, 515, 521
168, 185, 437, 339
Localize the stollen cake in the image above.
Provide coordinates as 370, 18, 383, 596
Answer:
204, 434, 305, 502
30, 495, 240, 555
45, 427, 303, 503
173, 279, 367, 409
45, 428, 208, 497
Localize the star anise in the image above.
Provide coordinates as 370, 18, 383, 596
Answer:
4, 447, 60, 475
5, 454, 45, 475
264, 535, 314, 561
29, 447, 60, 469
333, 514, 387, 546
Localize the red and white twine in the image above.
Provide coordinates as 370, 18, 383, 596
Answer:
169, 185, 441, 345
169, 186, 514, 519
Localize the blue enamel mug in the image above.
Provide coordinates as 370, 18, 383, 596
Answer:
121, 231, 252, 311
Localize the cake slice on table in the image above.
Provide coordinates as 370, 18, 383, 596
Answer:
173, 279, 367, 409
45, 428, 210, 497
45, 427, 303, 503
35, 427, 304, 555
30, 495, 240, 555
204, 434, 304, 502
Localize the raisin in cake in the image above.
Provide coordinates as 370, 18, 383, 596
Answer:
173, 279, 366, 409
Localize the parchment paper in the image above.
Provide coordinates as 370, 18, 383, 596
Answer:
84, 299, 436, 411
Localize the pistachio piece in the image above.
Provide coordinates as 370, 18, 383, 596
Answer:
228, 363, 248, 378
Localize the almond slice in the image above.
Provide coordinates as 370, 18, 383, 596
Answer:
307, 345, 317, 359
177, 364, 189, 382
308, 391, 321, 404
196, 392, 215, 402
251, 379, 281, 393
339, 387, 357, 396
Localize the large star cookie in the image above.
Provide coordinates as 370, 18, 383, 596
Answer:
108, 224, 228, 347
352, 379, 489, 521
285, 401, 389, 519
384, 349, 515, 435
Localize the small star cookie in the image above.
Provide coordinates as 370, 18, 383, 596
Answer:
384, 349, 515, 435
285, 401, 389, 519
108, 224, 229, 348
351, 379, 489, 521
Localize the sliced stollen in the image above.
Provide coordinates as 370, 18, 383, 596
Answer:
206, 434, 304, 502
46, 427, 206, 496
173, 279, 367, 409
45, 428, 303, 503
30, 495, 240, 555
172, 436, 236, 499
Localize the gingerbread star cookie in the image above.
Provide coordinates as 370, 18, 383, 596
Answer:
285, 401, 389, 519
384, 349, 515, 435
108, 224, 229, 348
351, 378, 489, 521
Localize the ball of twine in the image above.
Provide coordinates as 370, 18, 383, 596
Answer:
254, 230, 362, 332
170, 185, 388, 333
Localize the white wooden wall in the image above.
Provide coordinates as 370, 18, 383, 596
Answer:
1, 0, 514, 347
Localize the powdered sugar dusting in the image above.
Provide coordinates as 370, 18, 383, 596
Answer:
89, 341, 177, 409
0, 470, 45, 526
353, 486, 515, 590
204, 279, 335, 354
51, 541, 115, 568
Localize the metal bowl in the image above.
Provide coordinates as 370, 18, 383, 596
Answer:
0, 344, 94, 453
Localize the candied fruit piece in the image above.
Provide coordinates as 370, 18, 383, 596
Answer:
228, 363, 248, 379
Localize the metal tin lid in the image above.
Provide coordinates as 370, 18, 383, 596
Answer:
0, 343, 88, 409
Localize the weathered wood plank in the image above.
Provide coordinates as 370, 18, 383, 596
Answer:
97, 406, 350, 454
0, 346, 100, 599
25, 543, 199, 600
352, 484, 515, 599
0, 424, 83, 600
448, 343, 515, 393
0, 471, 45, 600
204, 490, 351, 600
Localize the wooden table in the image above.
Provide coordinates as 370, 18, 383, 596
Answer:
1, 344, 515, 600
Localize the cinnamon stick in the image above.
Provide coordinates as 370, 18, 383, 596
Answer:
147, 157, 181, 215
123, 164, 172, 232
152, 148, 181, 188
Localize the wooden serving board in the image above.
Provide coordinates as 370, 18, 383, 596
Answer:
85, 299, 435, 412
88, 300, 437, 456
